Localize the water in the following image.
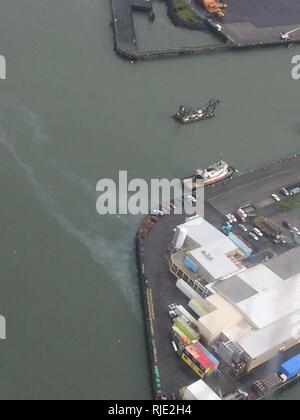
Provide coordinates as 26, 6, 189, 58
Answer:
0, 0, 299, 400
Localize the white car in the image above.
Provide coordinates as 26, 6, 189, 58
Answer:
249, 232, 259, 241
229, 213, 238, 223
226, 214, 234, 223
239, 224, 248, 232
168, 303, 177, 312
272, 194, 281, 202
253, 228, 263, 237
152, 209, 164, 217
187, 194, 197, 204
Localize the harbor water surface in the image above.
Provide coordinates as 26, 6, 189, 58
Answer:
0, 0, 299, 399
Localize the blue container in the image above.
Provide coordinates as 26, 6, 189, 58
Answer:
280, 354, 300, 380
221, 224, 232, 236
228, 233, 252, 259
184, 256, 198, 274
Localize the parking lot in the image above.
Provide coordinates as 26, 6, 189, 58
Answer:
221, 0, 300, 44
206, 156, 300, 266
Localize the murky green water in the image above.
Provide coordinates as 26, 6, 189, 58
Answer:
0, 0, 299, 400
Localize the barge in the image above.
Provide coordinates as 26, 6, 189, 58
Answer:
173, 100, 220, 125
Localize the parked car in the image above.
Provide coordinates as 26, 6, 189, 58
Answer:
187, 194, 197, 204
226, 214, 234, 223
280, 187, 290, 197
271, 193, 281, 202
239, 224, 248, 232
229, 213, 238, 223
168, 310, 177, 320
253, 228, 263, 237
249, 232, 259, 241
152, 209, 164, 217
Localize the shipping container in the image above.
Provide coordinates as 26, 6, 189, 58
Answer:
184, 256, 199, 274
228, 233, 252, 259
280, 354, 300, 380
174, 317, 200, 341
175, 305, 198, 324
176, 279, 201, 301
184, 341, 219, 375
188, 299, 207, 318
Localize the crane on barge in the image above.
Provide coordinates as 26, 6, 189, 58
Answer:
174, 100, 220, 125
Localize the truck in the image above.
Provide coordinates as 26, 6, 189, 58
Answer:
236, 208, 247, 223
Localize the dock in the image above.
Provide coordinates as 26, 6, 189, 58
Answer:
111, 0, 300, 61
110, 0, 154, 60
136, 154, 300, 399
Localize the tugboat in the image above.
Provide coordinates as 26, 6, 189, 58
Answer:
174, 100, 220, 125
183, 159, 235, 189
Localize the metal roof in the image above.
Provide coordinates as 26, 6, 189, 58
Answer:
178, 217, 230, 248
183, 380, 221, 401
264, 246, 300, 280
215, 276, 258, 304
190, 240, 239, 280
215, 265, 284, 304
237, 265, 283, 293
237, 274, 300, 330
237, 309, 300, 359
178, 217, 242, 280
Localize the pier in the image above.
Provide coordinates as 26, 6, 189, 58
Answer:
136, 154, 300, 399
111, 0, 300, 61
110, 0, 154, 60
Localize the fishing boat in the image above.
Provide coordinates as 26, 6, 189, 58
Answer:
183, 159, 235, 189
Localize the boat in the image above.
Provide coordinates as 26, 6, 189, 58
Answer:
173, 100, 220, 125
196, 160, 231, 186
183, 160, 235, 189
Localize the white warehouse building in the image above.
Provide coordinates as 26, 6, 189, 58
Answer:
171, 217, 300, 372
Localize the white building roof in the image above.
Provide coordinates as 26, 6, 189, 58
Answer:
237, 309, 300, 360
179, 217, 242, 280
183, 379, 221, 401
178, 217, 228, 247
222, 321, 256, 342
237, 274, 300, 330
190, 240, 239, 280
237, 265, 283, 294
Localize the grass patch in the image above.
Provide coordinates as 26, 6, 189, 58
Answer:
172, 0, 203, 24
278, 194, 300, 212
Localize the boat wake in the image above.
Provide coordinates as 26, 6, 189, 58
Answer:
0, 99, 142, 318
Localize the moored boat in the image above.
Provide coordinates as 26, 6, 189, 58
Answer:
183, 159, 235, 190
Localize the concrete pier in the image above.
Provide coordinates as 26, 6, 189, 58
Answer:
111, 0, 300, 61
110, 0, 153, 60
